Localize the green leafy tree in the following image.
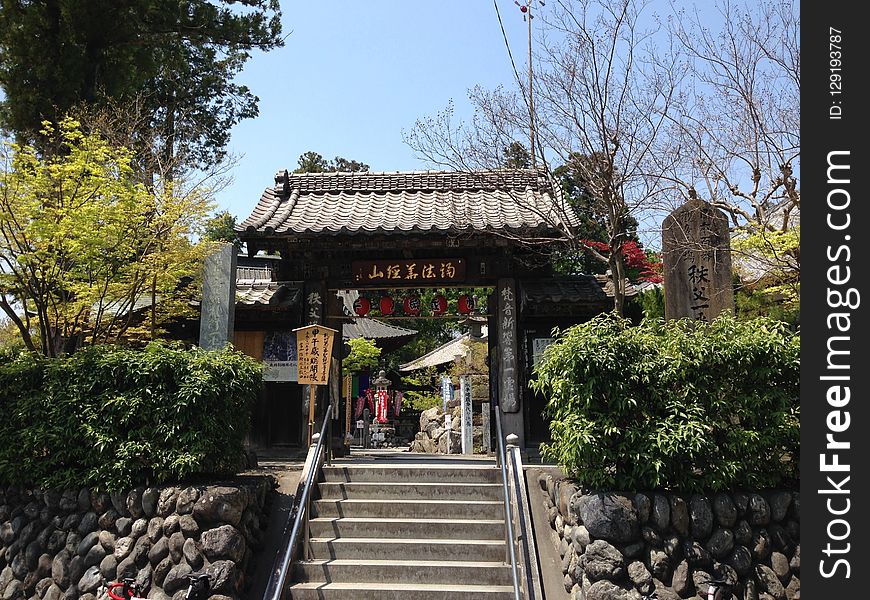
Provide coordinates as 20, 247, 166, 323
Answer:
0, 0, 283, 171
550, 153, 643, 282
503, 141, 531, 169
732, 226, 800, 326
0, 317, 28, 353
402, 366, 443, 412
203, 210, 240, 247
294, 151, 370, 174
343, 337, 381, 375
0, 118, 215, 356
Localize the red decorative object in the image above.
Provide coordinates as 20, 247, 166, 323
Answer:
431, 294, 448, 316
520, 5, 527, 12
353, 297, 371, 317
457, 294, 476, 314
379, 296, 395, 316
376, 390, 389, 423
403, 295, 421, 316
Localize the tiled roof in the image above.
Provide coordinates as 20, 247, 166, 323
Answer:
343, 318, 418, 341
235, 281, 301, 307
236, 169, 578, 236
399, 329, 488, 372
593, 274, 651, 299
521, 277, 611, 306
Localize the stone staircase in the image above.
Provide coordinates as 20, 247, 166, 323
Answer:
288, 452, 517, 599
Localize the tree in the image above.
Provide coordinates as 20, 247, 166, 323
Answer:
659, 0, 799, 311
551, 153, 643, 276
503, 141, 532, 169
0, 118, 215, 356
203, 210, 240, 247
343, 337, 381, 375
294, 151, 370, 174
0, 0, 283, 172
405, 0, 681, 314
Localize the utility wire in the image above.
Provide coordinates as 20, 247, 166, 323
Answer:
492, 0, 538, 167
493, 0, 526, 94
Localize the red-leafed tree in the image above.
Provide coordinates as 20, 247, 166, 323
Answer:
582, 240, 662, 284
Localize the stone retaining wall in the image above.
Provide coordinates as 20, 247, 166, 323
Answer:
536, 473, 799, 600
0, 479, 274, 600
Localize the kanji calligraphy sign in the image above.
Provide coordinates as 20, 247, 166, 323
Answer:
352, 259, 466, 284
293, 324, 338, 385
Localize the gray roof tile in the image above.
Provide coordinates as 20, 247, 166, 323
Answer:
343, 318, 418, 341
235, 281, 301, 307
237, 169, 578, 236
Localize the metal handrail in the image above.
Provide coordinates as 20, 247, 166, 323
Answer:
495, 408, 522, 600
507, 441, 542, 600
263, 402, 334, 600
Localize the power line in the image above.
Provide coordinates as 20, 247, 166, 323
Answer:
491, 0, 540, 167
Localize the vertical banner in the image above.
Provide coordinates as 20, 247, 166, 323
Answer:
375, 389, 389, 423
460, 375, 473, 455
294, 324, 337, 445
497, 278, 519, 412
482, 402, 491, 453
329, 358, 340, 420
440, 376, 454, 412
343, 374, 353, 439
301, 281, 325, 423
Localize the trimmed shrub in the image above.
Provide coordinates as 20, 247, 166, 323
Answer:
0, 342, 262, 490
531, 313, 799, 492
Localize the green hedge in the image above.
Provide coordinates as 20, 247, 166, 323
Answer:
0, 343, 262, 490
531, 313, 799, 492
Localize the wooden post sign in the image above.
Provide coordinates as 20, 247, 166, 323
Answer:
293, 324, 338, 444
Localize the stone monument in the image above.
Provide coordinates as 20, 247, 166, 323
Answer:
662, 199, 734, 321
199, 243, 237, 350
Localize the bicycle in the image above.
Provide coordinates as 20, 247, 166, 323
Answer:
642, 578, 732, 600
105, 573, 211, 600
184, 573, 212, 600
702, 579, 733, 600
106, 579, 146, 600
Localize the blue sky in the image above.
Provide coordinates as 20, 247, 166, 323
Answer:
216, 1, 536, 222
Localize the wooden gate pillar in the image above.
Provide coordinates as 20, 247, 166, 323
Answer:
496, 278, 525, 449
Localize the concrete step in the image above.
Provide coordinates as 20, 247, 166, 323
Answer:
294, 559, 513, 586
308, 537, 508, 562
308, 517, 504, 540
288, 581, 516, 599
322, 464, 501, 483
312, 498, 504, 519
317, 481, 503, 501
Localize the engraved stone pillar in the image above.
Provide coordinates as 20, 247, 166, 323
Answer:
199, 244, 237, 350
662, 199, 734, 321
